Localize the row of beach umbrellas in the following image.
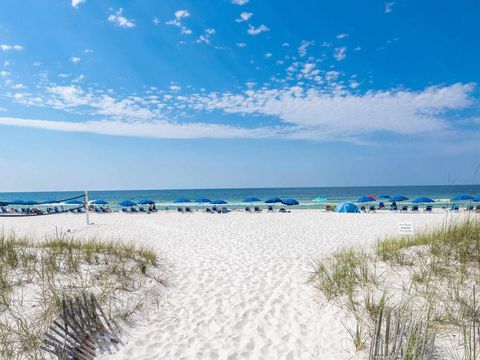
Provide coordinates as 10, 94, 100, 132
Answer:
357, 194, 480, 203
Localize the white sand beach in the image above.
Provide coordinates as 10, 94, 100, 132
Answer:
0, 210, 464, 359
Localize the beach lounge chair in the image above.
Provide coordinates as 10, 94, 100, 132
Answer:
268, 206, 274, 212
185, 207, 192, 213
95, 207, 101, 213
177, 207, 184, 213
425, 205, 433, 212
254, 206, 261, 212
368, 206, 375, 212
221, 207, 229, 213
360, 206, 366, 212
279, 208, 288, 213
401, 206, 408, 212
245, 206, 251, 212
466, 205, 474, 211
411, 205, 419, 212
205, 208, 212, 213
325, 205, 332, 211
139, 207, 146, 212
122, 208, 127, 212
476, 205, 480, 211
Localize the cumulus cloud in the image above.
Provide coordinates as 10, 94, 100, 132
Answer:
236, 12, 253, 22
247, 24, 269, 36
107, 8, 135, 28
231, 0, 249, 5
385, 2, 395, 13
236, 42, 247, 47
336, 33, 349, 39
298, 40, 312, 57
70, 56, 81, 64
0, 44, 23, 52
334, 47, 347, 61
166, 10, 192, 34
196, 29, 216, 44
71, 0, 86, 8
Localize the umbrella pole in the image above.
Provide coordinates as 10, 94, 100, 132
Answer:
84, 191, 90, 225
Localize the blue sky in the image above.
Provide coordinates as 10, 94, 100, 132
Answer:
0, 0, 479, 191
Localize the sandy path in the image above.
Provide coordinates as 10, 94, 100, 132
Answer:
0, 211, 456, 359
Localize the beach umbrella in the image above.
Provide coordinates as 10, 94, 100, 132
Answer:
265, 197, 282, 204
12, 200, 25, 204
243, 197, 261, 203
138, 199, 154, 205
91, 199, 108, 205
312, 196, 327, 202
23, 200, 39, 205
451, 195, 474, 201
390, 195, 409, 202
412, 197, 434, 204
367, 194, 377, 199
474, 197, 480, 202
282, 198, 299, 206
336, 202, 360, 213
0, 201, 8, 207
119, 201, 136, 207
195, 198, 212, 203
65, 200, 84, 205
174, 198, 191, 203
211, 200, 227, 205
378, 195, 391, 199
357, 196, 376, 203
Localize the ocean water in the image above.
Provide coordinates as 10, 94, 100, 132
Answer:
0, 185, 479, 209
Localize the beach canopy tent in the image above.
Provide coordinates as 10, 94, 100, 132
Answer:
265, 197, 282, 203
174, 198, 191, 203
378, 195, 391, 199
312, 197, 327, 202
211, 200, 227, 205
119, 201, 137, 207
65, 200, 84, 205
243, 197, 261, 202
281, 198, 299, 206
336, 202, 360, 213
137, 199, 155, 205
91, 199, 108, 205
195, 198, 212, 203
451, 195, 475, 201
412, 197, 435, 204
390, 196, 409, 202
358, 196, 376, 203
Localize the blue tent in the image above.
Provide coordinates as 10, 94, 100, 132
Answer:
119, 201, 137, 207
91, 199, 108, 205
451, 195, 474, 201
412, 197, 434, 204
196, 198, 212, 203
391, 195, 409, 202
358, 196, 376, 203
211, 199, 227, 205
336, 202, 360, 213
313, 196, 327, 202
174, 198, 191, 203
265, 197, 282, 203
65, 200, 84, 205
243, 197, 261, 202
282, 198, 299, 206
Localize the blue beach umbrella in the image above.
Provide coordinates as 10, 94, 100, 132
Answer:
451, 195, 474, 201
265, 197, 282, 204
91, 199, 108, 205
211, 200, 227, 205
138, 199, 155, 205
474, 197, 480, 202
378, 195, 391, 199
12, 200, 25, 204
195, 198, 212, 203
336, 202, 360, 213
312, 196, 327, 202
243, 197, 261, 203
119, 201, 137, 207
174, 198, 191, 204
282, 198, 299, 206
357, 196, 376, 203
65, 200, 84, 205
391, 196, 409, 202
23, 200, 39, 205
412, 197, 434, 204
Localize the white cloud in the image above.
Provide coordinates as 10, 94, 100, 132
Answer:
247, 24, 269, 36
236, 12, 252, 22
336, 33, 349, 39
298, 40, 312, 57
264, 52, 273, 58
196, 29, 216, 44
282, 42, 290, 47
71, 0, 86, 8
385, 2, 395, 13
84, 48, 94, 54
0, 71, 10, 77
169, 85, 181, 92
236, 42, 247, 48
107, 8, 135, 28
166, 10, 192, 35
153, 17, 160, 25
334, 47, 347, 61
70, 56, 81, 64
231, 0, 249, 5
0, 44, 23, 52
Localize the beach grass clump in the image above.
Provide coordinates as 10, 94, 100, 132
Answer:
0, 230, 167, 360
310, 217, 480, 358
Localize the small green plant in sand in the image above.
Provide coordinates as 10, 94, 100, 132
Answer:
0, 230, 167, 360
310, 217, 480, 358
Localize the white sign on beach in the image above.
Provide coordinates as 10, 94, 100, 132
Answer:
398, 223, 414, 236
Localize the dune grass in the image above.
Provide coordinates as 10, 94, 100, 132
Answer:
0, 230, 167, 360
310, 217, 480, 358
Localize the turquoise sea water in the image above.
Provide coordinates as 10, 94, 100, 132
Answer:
0, 185, 479, 209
